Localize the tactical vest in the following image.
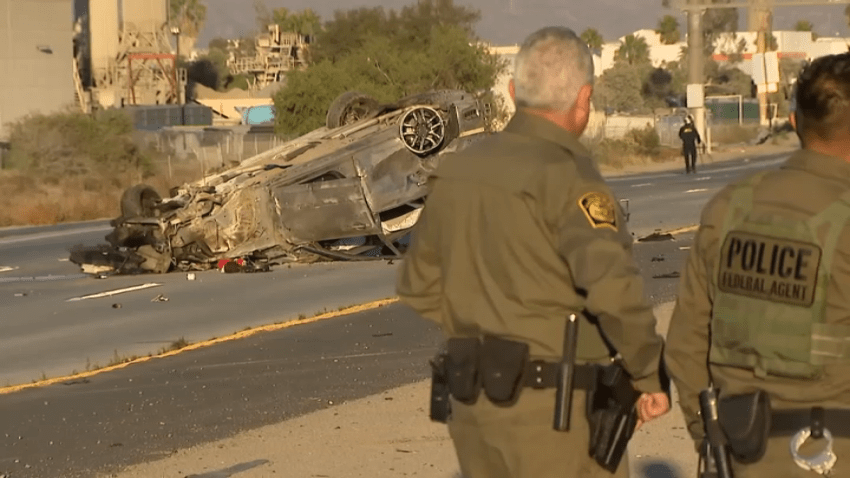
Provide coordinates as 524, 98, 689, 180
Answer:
710, 171, 850, 379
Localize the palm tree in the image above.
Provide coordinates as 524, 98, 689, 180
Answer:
615, 35, 650, 66
656, 15, 681, 44
581, 28, 604, 53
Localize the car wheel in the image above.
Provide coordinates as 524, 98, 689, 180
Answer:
326, 91, 379, 129
120, 184, 162, 218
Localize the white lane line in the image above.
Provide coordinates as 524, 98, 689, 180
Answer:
694, 176, 711, 181
0, 266, 19, 273
0, 226, 113, 246
685, 188, 709, 193
66, 283, 162, 302
631, 183, 653, 188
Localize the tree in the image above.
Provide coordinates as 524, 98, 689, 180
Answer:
273, 3, 504, 136
592, 62, 647, 113
581, 28, 604, 52
208, 37, 229, 51
615, 35, 651, 66
310, 0, 481, 64
846, 5, 850, 28
794, 19, 818, 40
169, 0, 207, 53
656, 15, 681, 45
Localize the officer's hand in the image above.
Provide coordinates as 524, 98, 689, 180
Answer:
634, 392, 670, 431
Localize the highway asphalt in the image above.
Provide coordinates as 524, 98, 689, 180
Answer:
0, 230, 694, 478
0, 151, 791, 390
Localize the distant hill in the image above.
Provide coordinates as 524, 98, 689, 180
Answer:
197, 0, 849, 49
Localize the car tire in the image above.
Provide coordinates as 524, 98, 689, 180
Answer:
121, 184, 161, 218
326, 91, 379, 129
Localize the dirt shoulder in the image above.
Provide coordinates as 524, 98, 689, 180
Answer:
104, 303, 696, 478
598, 136, 799, 178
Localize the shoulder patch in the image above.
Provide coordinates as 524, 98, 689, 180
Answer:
578, 192, 618, 231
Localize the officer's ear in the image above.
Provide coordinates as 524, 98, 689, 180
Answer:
509, 79, 516, 103
789, 112, 797, 131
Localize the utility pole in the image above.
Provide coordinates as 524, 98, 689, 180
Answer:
687, 0, 708, 153
749, 0, 773, 126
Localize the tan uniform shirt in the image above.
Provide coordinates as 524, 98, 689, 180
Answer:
397, 110, 664, 394
666, 149, 850, 439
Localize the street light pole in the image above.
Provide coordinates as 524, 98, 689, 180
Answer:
687, 0, 709, 153
171, 26, 184, 126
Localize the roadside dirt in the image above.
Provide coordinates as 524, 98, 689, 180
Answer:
105, 303, 697, 478
599, 136, 800, 177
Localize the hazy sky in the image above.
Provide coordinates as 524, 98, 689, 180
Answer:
197, 0, 850, 48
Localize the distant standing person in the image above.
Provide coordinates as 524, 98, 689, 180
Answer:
679, 115, 702, 174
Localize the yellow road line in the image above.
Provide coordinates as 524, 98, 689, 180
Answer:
0, 297, 400, 395
666, 224, 699, 235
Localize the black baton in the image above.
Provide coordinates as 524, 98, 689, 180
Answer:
554, 313, 579, 431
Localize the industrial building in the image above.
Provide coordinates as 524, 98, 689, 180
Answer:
0, 0, 75, 140
0, 0, 194, 142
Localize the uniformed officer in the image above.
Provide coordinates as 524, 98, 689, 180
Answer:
397, 26, 670, 478
679, 115, 702, 174
665, 52, 850, 477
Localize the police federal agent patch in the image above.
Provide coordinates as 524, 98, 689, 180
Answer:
578, 192, 617, 231
718, 231, 821, 307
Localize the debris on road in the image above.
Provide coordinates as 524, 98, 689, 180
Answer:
217, 258, 271, 273
638, 231, 674, 242
112, 303, 122, 309
66, 283, 162, 302
151, 294, 169, 302
651, 255, 665, 262
187, 273, 196, 281
0, 266, 19, 273
13, 292, 27, 297
652, 271, 681, 279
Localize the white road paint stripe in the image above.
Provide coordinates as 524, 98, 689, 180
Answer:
66, 283, 162, 302
0, 226, 113, 246
631, 183, 653, 188
694, 176, 711, 181
0, 266, 18, 273
685, 188, 708, 193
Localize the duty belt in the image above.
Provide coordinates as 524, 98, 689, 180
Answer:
771, 407, 850, 438
524, 360, 598, 390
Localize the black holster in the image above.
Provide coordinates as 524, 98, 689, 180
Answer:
717, 390, 771, 464
586, 362, 641, 473
429, 352, 451, 423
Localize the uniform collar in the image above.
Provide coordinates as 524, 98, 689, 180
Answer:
782, 149, 850, 184
503, 109, 592, 158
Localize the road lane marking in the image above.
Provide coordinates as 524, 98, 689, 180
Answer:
66, 283, 163, 302
0, 266, 18, 273
0, 225, 113, 245
0, 273, 88, 283
695, 176, 711, 181
631, 183, 653, 188
685, 188, 708, 193
0, 297, 400, 395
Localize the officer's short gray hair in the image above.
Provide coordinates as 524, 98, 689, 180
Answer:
513, 26, 595, 112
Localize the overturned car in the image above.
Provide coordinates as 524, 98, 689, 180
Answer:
70, 89, 491, 274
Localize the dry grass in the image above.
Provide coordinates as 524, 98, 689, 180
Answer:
0, 164, 203, 227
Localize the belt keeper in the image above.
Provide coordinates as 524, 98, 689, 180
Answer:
811, 407, 825, 439
529, 360, 547, 389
